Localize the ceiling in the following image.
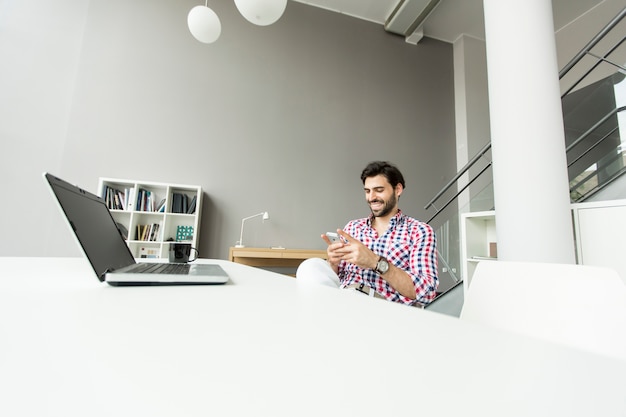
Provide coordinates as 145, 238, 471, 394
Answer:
291, 0, 605, 44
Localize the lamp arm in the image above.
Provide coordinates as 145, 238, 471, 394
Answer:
241, 212, 266, 222
238, 212, 266, 247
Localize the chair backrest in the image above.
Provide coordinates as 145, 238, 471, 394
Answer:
424, 280, 464, 317
460, 260, 626, 360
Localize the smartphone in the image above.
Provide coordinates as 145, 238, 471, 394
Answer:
325, 232, 341, 244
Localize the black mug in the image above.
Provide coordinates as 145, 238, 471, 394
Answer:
168, 242, 198, 263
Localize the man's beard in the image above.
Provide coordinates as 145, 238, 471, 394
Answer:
369, 193, 397, 218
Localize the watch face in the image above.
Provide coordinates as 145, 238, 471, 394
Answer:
377, 258, 389, 274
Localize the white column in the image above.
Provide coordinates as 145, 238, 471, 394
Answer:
453, 37, 470, 213
483, 0, 576, 263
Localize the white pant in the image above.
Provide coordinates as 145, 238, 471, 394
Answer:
297, 258, 423, 307
296, 258, 341, 288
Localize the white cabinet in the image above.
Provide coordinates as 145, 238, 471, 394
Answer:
462, 201, 626, 288
98, 178, 202, 259
460, 210, 497, 291
572, 199, 626, 283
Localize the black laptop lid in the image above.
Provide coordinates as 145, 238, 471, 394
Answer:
45, 173, 136, 281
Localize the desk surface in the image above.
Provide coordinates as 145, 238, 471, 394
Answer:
1, 257, 625, 416
229, 246, 327, 259
229, 247, 327, 271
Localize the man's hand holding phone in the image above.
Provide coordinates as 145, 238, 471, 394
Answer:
322, 229, 378, 272
321, 230, 345, 272
324, 232, 341, 244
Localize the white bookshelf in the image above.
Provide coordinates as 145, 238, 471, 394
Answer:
460, 210, 497, 291
98, 177, 202, 259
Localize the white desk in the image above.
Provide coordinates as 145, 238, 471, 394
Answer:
1, 257, 625, 416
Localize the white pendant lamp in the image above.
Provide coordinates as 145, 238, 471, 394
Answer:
234, 0, 287, 26
188, 3, 221, 44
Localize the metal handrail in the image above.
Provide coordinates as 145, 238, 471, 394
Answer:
570, 157, 626, 204
424, 141, 491, 210
426, 163, 491, 224
558, 6, 626, 79
437, 251, 461, 283
566, 106, 626, 154
570, 150, 626, 195
585, 50, 626, 73
568, 125, 619, 168
561, 36, 626, 98
424, 7, 626, 223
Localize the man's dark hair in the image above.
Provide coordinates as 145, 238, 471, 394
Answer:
360, 161, 406, 189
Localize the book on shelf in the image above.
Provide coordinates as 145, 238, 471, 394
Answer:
126, 188, 135, 210
187, 195, 197, 214
102, 185, 127, 210
172, 193, 182, 213
136, 223, 161, 242
136, 188, 162, 212
139, 246, 159, 258
157, 198, 167, 212
171, 193, 191, 214
136, 189, 146, 211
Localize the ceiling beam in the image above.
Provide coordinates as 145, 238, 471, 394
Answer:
385, 0, 441, 40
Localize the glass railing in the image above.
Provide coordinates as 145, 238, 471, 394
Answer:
568, 106, 626, 202
426, 7, 626, 286
561, 7, 626, 200
431, 178, 494, 292
432, 72, 625, 286
565, 71, 626, 201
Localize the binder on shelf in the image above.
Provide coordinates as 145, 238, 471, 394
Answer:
172, 193, 183, 213
187, 195, 197, 214
171, 193, 193, 214
127, 188, 135, 210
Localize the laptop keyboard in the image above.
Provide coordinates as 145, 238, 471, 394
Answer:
130, 263, 190, 274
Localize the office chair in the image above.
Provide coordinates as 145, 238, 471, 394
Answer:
460, 260, 626, 360
424, 280, 464, 317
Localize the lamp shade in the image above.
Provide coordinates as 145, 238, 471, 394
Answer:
234, 0, 287, 26
188, 5, 221, 44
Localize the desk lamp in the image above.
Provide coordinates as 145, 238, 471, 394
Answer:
236, 211, 269, 248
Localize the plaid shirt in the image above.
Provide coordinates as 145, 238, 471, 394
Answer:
338, 210, 438, 305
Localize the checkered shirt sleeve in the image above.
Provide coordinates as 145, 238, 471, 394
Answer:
338, 211, 439, 305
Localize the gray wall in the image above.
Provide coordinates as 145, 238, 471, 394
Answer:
0, 0, 456, 260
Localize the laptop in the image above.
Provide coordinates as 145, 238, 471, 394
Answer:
44, 173, 229, 286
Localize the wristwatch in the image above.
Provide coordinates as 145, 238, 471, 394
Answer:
374, 256, 390, 275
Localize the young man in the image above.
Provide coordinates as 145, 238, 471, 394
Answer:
297, 161, 439, 307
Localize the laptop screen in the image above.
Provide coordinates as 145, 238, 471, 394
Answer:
45, 174, 136, 281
